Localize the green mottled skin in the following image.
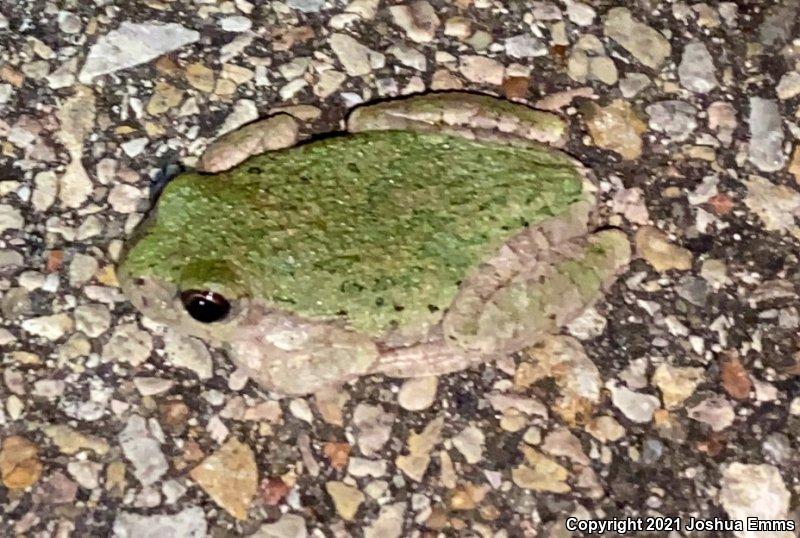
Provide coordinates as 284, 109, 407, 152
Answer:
120, 130, 583, 335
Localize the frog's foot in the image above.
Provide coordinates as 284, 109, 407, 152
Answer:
442, 227, 631, 356
347, 91, 567, 147
197, 113, 300, 173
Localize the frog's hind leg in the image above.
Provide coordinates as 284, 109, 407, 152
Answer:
347, 91, 567, 147
371, 226, 630, 379
441, 226, 631, 357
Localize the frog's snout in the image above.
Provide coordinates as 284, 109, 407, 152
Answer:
120, 274, 182, 326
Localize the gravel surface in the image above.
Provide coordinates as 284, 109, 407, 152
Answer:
1, 1, 800, 536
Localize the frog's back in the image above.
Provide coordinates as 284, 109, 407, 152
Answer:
125, 130, 584, 335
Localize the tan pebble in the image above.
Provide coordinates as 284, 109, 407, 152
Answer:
190, 438, 257, 520
511, 446, 570, 493
635, 226, 693, 272
146, 81, 183, 115
105, 460, 127, 496
389, 1, 440, 43
458, 55, 505, 85
398, 376, 438, 411
652, 364, 704, 409
449, 482, 487, 510
214, 78, 238, 96
583, 99, 646, 160
186, 62, 215, 92
198, 114, 299, 173
500, 408, 527, 432
325, 480, 364, 521
0, 436, 42, 491
586, 415, 625, 442
314, 387, 348, 426
789, 146, 800, 184
44, 425, 110, 455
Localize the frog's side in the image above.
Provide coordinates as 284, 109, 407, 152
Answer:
119, 92, 631, 396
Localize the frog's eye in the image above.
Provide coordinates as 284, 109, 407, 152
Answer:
180, 290, 231, 323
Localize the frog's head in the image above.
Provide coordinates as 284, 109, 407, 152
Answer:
117, 174, 258, 343
119, 250, 253, 343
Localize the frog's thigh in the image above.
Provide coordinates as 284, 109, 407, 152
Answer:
227, 323, 379, 396
347, 91, 566, 146
443, 229, 631, 354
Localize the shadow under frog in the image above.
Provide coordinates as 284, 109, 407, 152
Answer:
118, 92, 631, 396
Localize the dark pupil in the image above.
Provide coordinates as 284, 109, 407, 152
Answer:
180, 290, 231, 323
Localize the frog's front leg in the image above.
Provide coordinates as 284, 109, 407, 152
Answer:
225, 309, 380, 396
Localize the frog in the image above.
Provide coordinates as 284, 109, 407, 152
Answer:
118, 92, 631, 396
